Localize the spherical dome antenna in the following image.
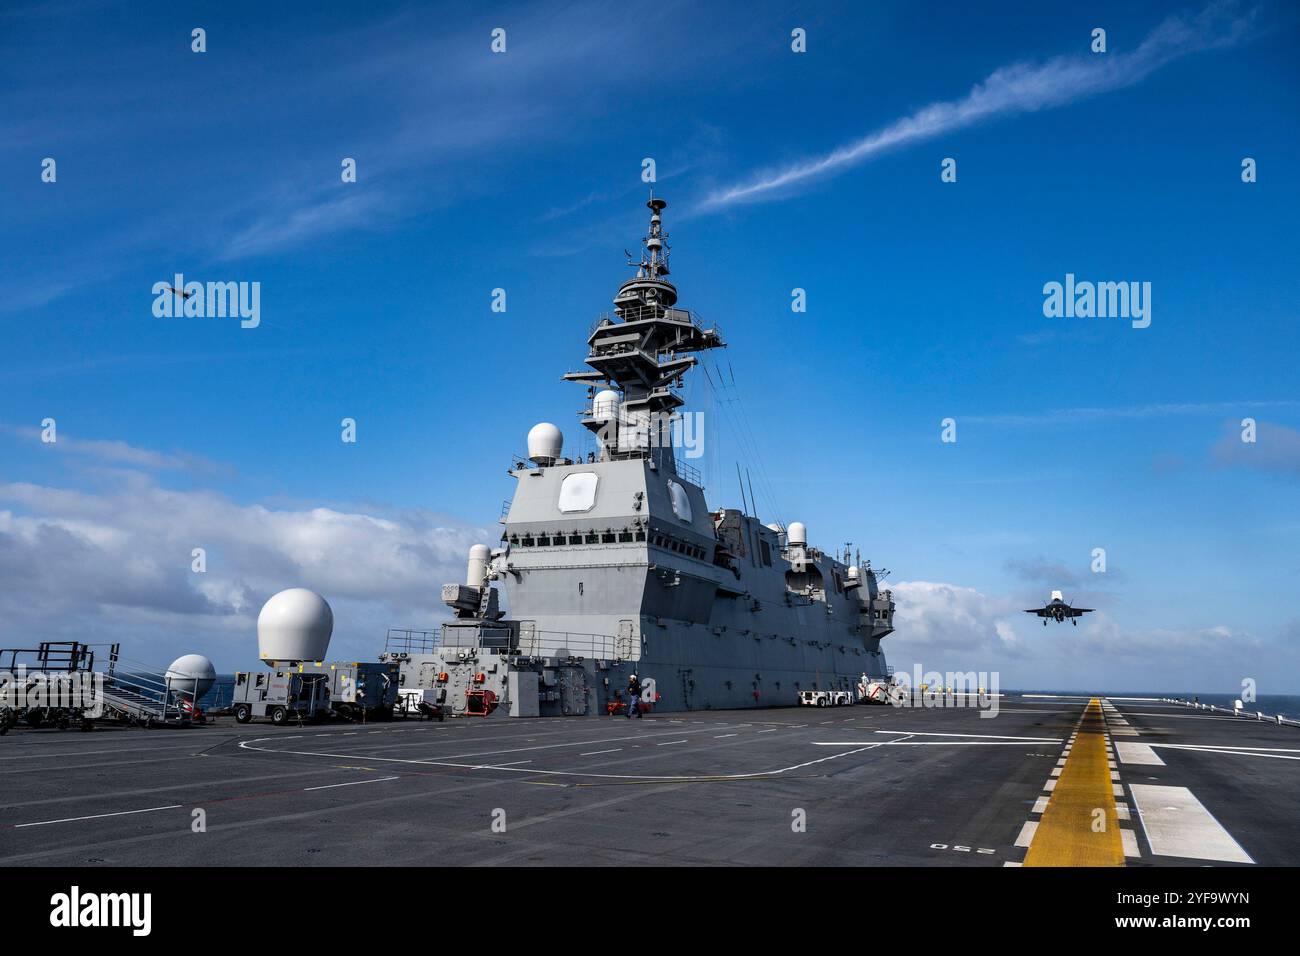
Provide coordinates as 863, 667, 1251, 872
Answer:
527, 422, 563, 465
257, 588, 333, 665
592, 390, 620, 422
787, 522, 807, 547
165, 654, 216, 701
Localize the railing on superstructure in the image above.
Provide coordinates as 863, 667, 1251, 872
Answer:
432, 624, 625, 662
383, 628, 442, 656
588, 305, 721, 340
509, 442, 701, 487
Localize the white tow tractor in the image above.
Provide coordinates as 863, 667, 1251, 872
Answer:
798, 689, 855, 707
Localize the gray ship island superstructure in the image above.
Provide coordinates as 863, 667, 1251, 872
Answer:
382, 197, 896, 716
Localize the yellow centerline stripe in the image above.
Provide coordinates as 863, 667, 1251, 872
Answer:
1023, 698, 1124, 867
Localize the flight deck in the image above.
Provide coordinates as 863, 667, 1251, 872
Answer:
1, 696, 1294, 867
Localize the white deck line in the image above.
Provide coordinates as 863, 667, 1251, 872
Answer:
1128, 784, 1254, 864
1115, 742, 1165, 766
15, 804, 182, 828
304, 776, 400, 791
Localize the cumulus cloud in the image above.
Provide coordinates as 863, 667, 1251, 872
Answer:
0, 473, 489, 670
886, 580, 1028, 666
884, 578, 1286, 693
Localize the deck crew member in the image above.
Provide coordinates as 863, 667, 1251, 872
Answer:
626, 674, 642, 718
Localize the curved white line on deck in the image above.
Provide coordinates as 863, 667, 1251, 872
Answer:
237, 733, 915, 781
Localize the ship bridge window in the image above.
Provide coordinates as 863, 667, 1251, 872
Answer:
667, 480, 692, 522
760, 539, 772, 566
568, 535, 584, 545
558, 472, 599, 513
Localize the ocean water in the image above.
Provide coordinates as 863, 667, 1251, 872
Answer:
1008, 689, 1300, 718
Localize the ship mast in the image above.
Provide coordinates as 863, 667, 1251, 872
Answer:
563, 195, 725, 474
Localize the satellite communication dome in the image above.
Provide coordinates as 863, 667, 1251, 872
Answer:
592, 390, 620, 421
527, 422, 563, 465
257, 588, 333, 664
847, 566, 860, 581
787, 522, 807, 547
165, 654, 216, 700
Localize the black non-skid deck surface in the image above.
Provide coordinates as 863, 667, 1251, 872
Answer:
1, 697, 1295, 866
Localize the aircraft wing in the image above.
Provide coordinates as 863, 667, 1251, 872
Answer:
1023, 608, 1049, 616
1068, 607, 1094, 616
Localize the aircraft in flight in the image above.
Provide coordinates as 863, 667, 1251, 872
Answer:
1023, 590, 1093, 626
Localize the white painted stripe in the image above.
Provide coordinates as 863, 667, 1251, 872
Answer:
1128, 784, 1254, 864
1003, 861, 1022, 867
1050, 768, 1062, 777
757, 729, 778, 734
1043, 779, 1057, 792
657, 739, 688, 746
1121, 830, 1139, 858
1112, 784, 1124, 797
16, 804, 182, 828
304, 776, 400, 791
578, 749, 622, 756
1032, 796, 1049, 814
1015, 821, 1038, 847
1116, 742, 1165, 765
1110, 771, 1121, 781
1116, 805, 1131, 821
713, 734, 738, 739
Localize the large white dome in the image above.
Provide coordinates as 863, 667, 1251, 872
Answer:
257, 588, 333, 664
527, 422, 563, 465
165, 654, 216, 700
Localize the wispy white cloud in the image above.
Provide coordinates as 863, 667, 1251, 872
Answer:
1212, 420, 1300, 477
964, 400, 1298, 427
1, 424, 226, 474
698, 2, 1257, 211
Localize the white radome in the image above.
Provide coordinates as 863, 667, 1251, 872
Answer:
527, 422, 563, 464
592, 390, 620, 421
257, 588, 333, 664
787, 521, 807, 547
165, 654, 216, 700
466, 544, 491, 586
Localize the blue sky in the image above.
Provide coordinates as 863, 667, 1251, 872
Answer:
1, 0, 1297, 692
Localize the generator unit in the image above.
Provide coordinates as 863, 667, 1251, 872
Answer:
231, 670, 329, 725
296, 661, 400, 719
